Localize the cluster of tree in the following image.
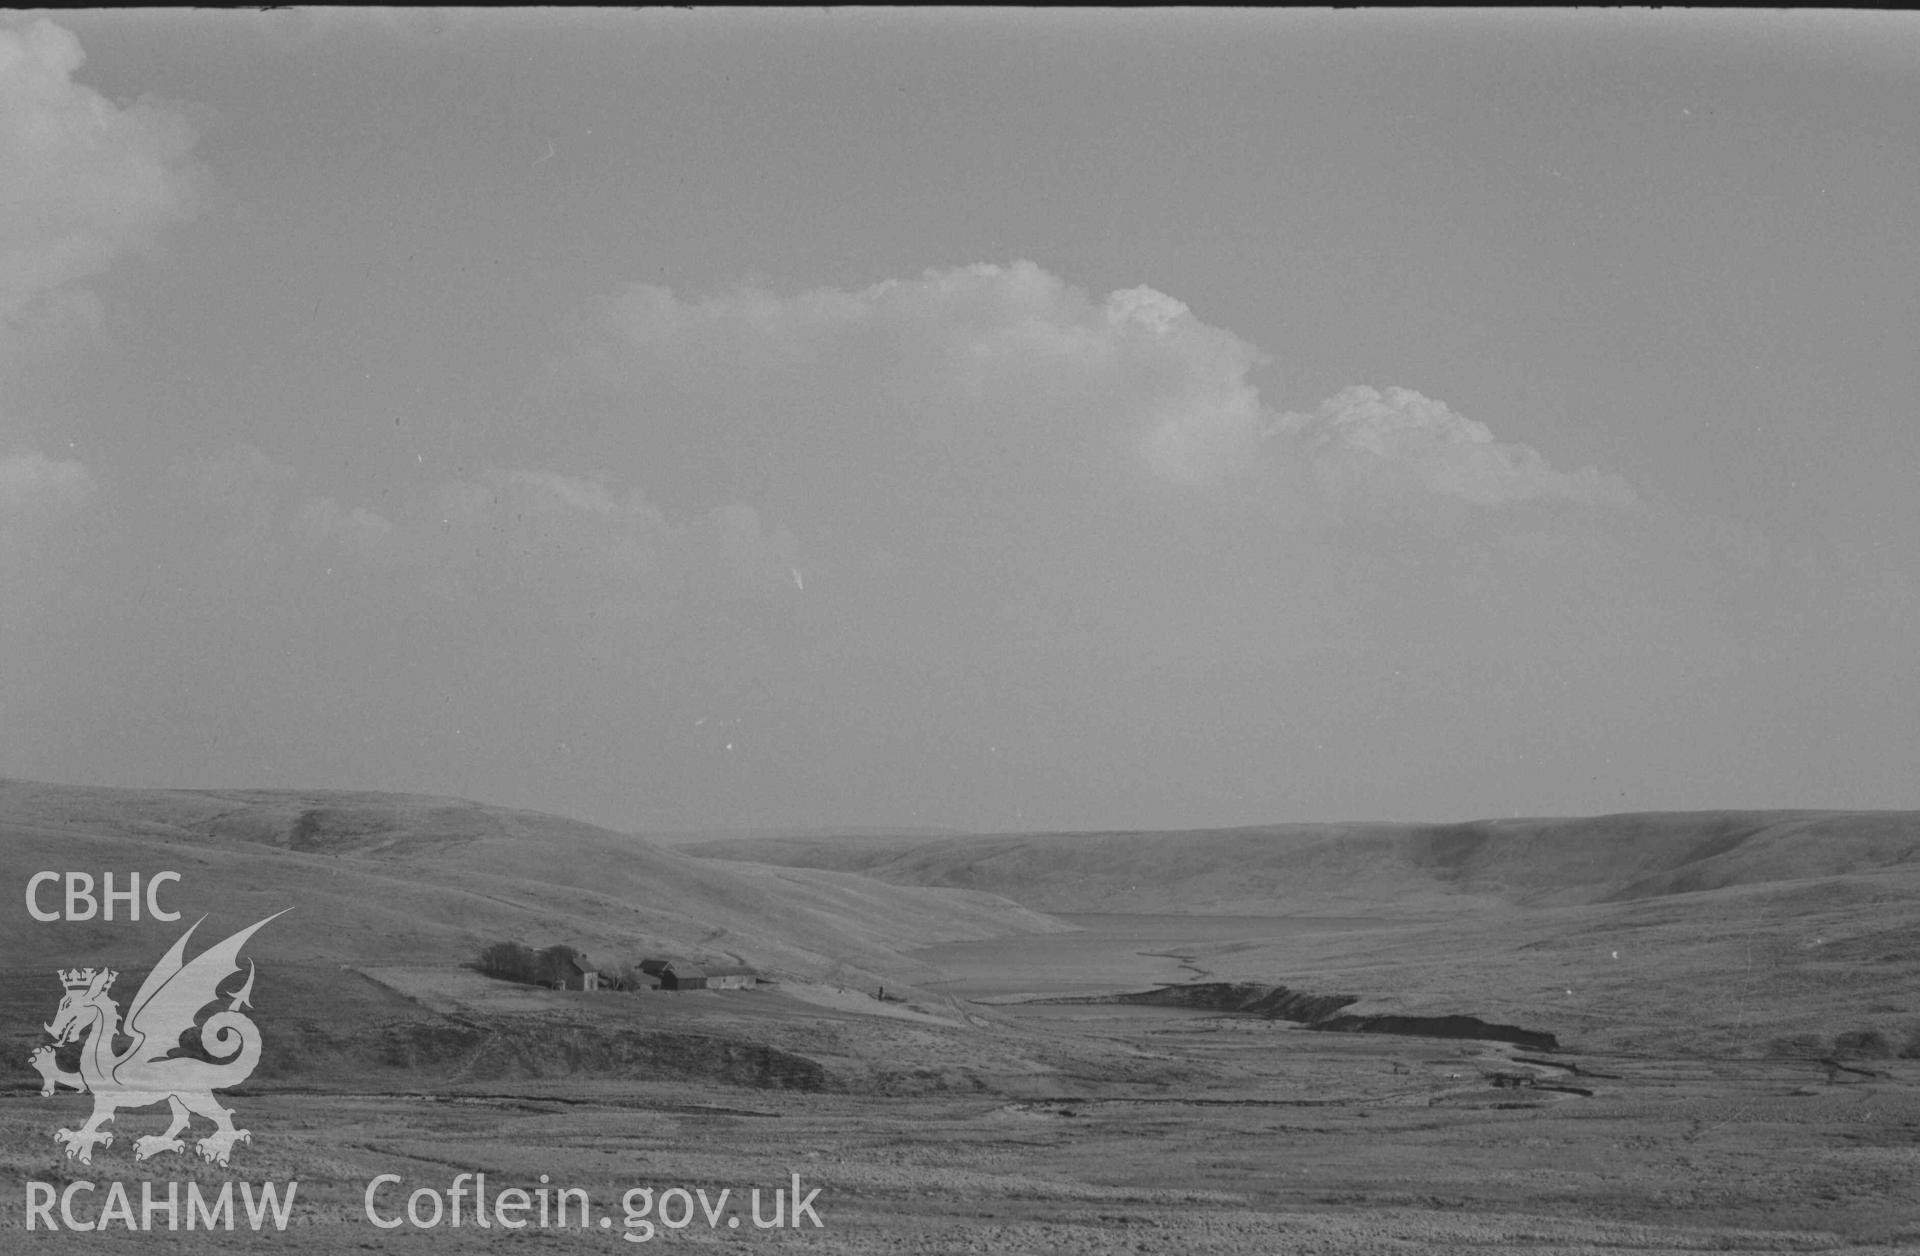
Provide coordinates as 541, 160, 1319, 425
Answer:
477, 941, 602, 988
476, 941, 657, 991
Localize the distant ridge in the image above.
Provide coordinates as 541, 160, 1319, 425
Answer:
685, 810, 1920, 914
645, 824, 975, 848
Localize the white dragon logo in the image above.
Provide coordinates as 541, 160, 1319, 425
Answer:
28, 911, 286, 1167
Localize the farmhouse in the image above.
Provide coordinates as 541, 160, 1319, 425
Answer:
661, 962, 707, 990
557, 951, 599, 992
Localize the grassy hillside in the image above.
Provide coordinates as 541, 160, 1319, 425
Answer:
0, 779, 1065, 983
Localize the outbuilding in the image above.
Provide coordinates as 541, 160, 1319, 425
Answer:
617, 966, 662, 992
705, 965, 758, 990
658, 961, 708, 991
543, 945, 599, 991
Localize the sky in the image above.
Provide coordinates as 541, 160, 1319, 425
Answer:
1, 10, 1915, 834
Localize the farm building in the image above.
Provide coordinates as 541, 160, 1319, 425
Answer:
611, 966, 662, 992
525, 944, 601, 991
476, 941, 605, 991
658, 961, 707, 991
638, 958, 705, 989
635, 958, 745, 990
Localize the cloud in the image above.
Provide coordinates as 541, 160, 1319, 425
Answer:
134, 452, 793, 611
578, 262, 1631, 518
434, 468, 669, 575
1091, 283, 1269, 486
185, 443, 296, 494
684, 501, 801, 600
0, 451, 95, 523
300, 496, 395, 552
1276, 386, 1639, 509
431, 468, 796, 602
0, 20, 206, 336
584, 262, 1270, 495
148, 443, 303, 564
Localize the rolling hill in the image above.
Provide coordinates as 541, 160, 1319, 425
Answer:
0, 778, 1065, 983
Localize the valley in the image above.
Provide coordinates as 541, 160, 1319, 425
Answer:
4, 783, 1917, 1251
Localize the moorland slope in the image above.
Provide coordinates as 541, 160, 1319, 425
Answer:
0, 779, 1064, 983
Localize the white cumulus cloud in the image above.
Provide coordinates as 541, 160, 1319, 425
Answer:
1275, 386, 1638, 509
0, 20, 206, 336
584, 261, 1274, 502
577, 262, 1631, 518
